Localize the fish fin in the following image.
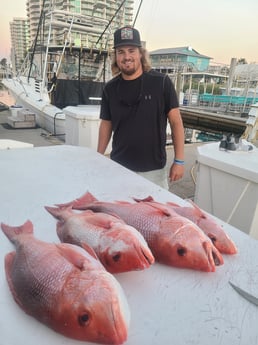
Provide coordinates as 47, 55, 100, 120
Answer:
73, 191, 98, 207
133, 198, 177, 217
145, 201, 175, 217
133, 196, 155, 202
80, 243, 99, 260
166, 201, 180, 208
45, 205, 73, 221
55, 191, 98, 209
85, 212, 124, 229
114, 200, 133, 205
56, 243, 98, 269
186, 200, 205, 218
68, 191, 98, 209
1, 220, 33, 242
4, 252, 26, 308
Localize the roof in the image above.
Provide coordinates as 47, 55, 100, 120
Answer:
150, 46, 211, 59
234, 63, 258, 81
181, 72, 228, 79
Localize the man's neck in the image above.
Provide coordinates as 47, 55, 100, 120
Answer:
121, 69, 143, 81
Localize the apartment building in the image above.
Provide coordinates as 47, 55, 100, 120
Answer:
26, 0, 135, 50
9, 1, 134, 73
10, 18, 29, 73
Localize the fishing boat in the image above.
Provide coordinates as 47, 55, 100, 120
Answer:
2, 0, 135, 139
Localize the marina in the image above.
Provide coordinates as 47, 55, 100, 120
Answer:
1, 1, 258, 344
1, 0, 129, 137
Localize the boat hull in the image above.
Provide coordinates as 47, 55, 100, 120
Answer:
2, 77, 66, 139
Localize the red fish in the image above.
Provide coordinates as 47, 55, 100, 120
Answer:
57, 192, 224, 272
1, 220, 130, 344
165, 200, 237, 255
45, 206, 154, 273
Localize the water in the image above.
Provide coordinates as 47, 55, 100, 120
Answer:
0, 89, 15, 107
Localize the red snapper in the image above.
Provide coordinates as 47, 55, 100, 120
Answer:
165, 200, 237, 255
45, 206, 154, 273
57, 192, 224, 272
1, 220, 130, 344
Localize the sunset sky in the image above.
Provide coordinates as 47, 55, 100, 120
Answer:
1, 0, 258, 65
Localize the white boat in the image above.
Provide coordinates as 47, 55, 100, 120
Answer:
2, 3, 118, 139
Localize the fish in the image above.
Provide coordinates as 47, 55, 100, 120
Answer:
164, 200, 237, 255
45, 206, 154, 274
1, 220, 130, 345
57, 192, 224, 272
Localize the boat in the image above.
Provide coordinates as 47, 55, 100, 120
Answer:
0, 101, 9, 112
2, 1, 132, 139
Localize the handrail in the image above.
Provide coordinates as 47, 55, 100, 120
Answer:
53, 111, 65, 136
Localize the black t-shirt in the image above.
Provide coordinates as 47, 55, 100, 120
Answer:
100, 70, 179, 171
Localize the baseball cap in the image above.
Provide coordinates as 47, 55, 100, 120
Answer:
113, 26, 141, 48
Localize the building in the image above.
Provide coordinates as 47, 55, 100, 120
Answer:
10, 18, 29, 74
150, 46, 211, 74
8, 1, 134, 74
26, 0, 135, 51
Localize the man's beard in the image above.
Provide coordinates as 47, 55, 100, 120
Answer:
120, 67, 136, 76
119, 60, 137, 76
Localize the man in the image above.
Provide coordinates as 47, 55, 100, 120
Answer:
97, 26, 185, 189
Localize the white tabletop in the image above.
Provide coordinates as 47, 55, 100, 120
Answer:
0, 145, 258, 345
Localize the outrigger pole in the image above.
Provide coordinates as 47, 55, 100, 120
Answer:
133, 0, 144, 26
28, 0, 47, 83
95, 0, 128, 46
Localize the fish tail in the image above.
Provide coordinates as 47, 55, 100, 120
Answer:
71, 191, 98, 209
55, 191, 98, 209
1, 220, 34, 243
45, 205, 67, 220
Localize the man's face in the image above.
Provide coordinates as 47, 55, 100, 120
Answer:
115, 46, 142, 77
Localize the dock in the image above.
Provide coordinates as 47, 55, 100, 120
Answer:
180, 106, 247, 134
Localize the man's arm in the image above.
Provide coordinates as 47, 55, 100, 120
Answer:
167, 107, 185, 181
97, 119, 112, 154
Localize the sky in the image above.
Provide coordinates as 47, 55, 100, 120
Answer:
1, 0, 258, 65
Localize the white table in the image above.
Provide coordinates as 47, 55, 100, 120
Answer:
1, 145, 258, 345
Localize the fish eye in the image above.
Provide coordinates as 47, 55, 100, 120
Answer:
210, 236, 217, 244
177, 246, 187, 256
78, 312, 90, 327
112, 253, 121, 262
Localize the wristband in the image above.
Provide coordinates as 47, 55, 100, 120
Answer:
174, 159, 185, 165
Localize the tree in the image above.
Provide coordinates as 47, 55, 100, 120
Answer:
0, 58, 7, 67
237, 58, 247, 65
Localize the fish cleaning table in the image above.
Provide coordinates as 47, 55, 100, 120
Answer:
0, 145, 258, 345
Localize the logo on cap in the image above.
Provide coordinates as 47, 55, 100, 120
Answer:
121, 27, 134, 41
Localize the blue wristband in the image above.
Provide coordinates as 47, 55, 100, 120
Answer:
174, 159, 185, 165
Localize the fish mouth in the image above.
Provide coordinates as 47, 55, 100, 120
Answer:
131, 247, 155, 271
203, 241, 224, 271
138, 246, 155, 268
207, 232, 238, 255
